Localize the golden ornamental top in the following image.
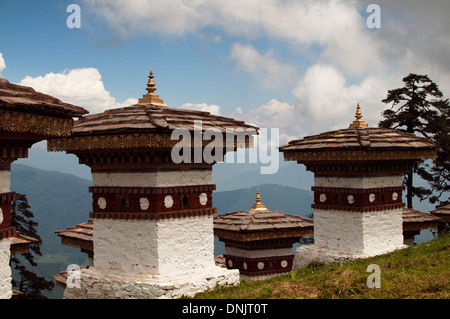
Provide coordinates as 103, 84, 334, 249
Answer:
137, 69, 166, 106
251, 189, 267, 211
349, 103, 369, 128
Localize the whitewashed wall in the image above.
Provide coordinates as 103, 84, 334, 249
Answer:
0, 170, 10, 193
314, 175, 403, 188
93, 215, 217, 276
313, 208, 404, 255
92, 169, 212, 187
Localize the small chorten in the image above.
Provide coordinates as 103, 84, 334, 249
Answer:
214, 189, 313, 280
280, 102, 436, 269
137, 69, 166, 106
48, 68, 258, 299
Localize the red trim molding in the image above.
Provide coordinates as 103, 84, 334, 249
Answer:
90, 185, 215, 213
224, 254, 294, 277
0, 192, 15, 231
0, 227, 17, 240
311, 186, 404, 212
90, 207, 217, 220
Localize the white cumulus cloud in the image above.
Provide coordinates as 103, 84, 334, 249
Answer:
237, 98, 300, 145
76, 0, 450, 140
180, 102, 221, 115
230, 43, 296, 89
0, 53, 6, 77
19, 68, 137, 114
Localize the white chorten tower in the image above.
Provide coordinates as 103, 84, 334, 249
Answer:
48, 69, 258, 298
0, 77, 87, 298
279, 104, 436, 268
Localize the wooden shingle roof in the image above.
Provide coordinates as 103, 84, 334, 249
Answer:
214, 190, 313, 241
430, 204, 450, 222
55, 220, 93, 253
0, 78, 88, 118
280, 104, 436, 163
71, 104, 257, 136
402, 207, 440, 232
47, 69, 257, 152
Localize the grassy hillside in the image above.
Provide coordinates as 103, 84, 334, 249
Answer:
195, 234, 449, 299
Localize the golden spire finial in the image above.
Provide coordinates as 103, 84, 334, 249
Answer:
146, 69, 157, 94
251, 189, 267, 211
138, 69, 166, 106
349, 103, 368, 128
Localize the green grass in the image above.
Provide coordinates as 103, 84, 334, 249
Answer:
195, 234, 449, 299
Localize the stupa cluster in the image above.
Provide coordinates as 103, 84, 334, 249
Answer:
0, 70, 446, 299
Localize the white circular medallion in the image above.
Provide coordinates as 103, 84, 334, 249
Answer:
97, 197, 107, 210
140, 197, 150, 210
199, 193, 208, 206
257, 262, 264, 270
0, 207, 3, 224
392, 192, 398, 201
281, 260, 288, 268
243, 262, 247, 270
228, 259, 233, 267
347, 195, 355, 204
319, 193, 327, 203
369, 193, 376, 203
164, 195, 173, 208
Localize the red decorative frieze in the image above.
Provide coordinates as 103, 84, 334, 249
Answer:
304, 161, 415, 176
312, 203, 405, 213
0, 227, 17, 240
89, 185, 215, 214
219, 237, 300, 250
311, 186, 404, 212
78, 151, 214, 170
89, 207, 217, 220
223, 254, 294, 277
0, 192, 15, 231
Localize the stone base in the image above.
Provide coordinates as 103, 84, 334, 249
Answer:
63, 266, 239, 299
0, 238, 12, 299
239, 271, 290, 282
293, 244, 408, 270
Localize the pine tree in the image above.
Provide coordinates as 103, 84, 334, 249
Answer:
420, 99, 450, 206
10, 193, 54, 299
379, 73, 449, 207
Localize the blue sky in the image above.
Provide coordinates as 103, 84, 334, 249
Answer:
0, 0, 295, 114
1, 0, 449, 185
2, 1, 449, 134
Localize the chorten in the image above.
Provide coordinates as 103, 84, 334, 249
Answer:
279, 104, 436, 268
0, 77, 87, 298
48, 69, 258, 298
214, 189, 313, 280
